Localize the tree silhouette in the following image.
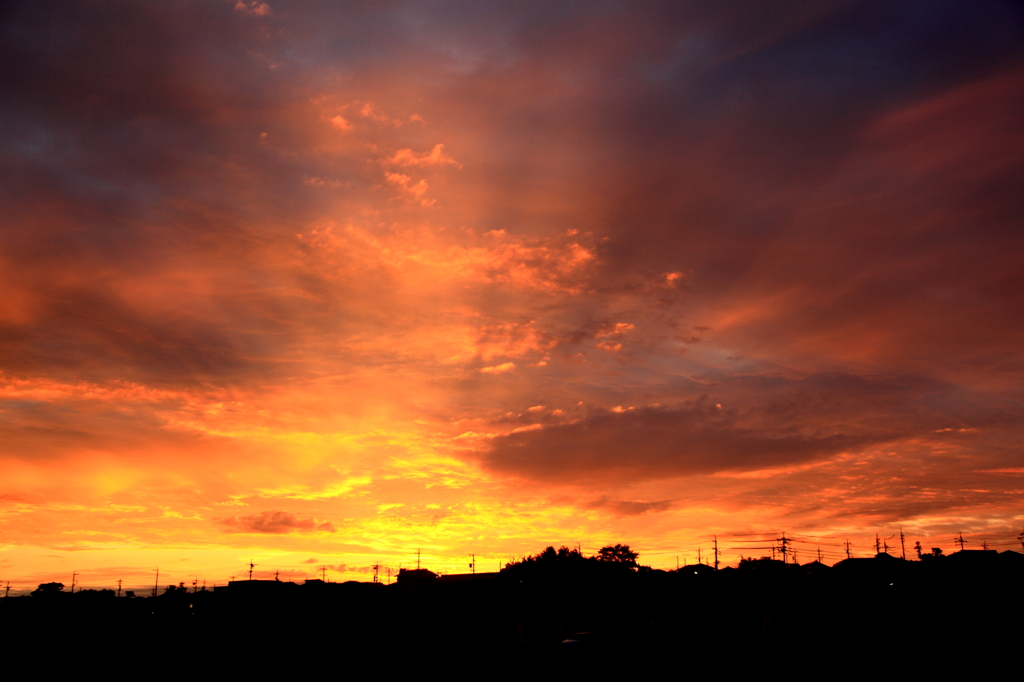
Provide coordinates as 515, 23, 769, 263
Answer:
31, 582, 65, 597
597, 544, 638, 567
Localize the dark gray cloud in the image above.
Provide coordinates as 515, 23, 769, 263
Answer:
482, 402, 877, 482
217, 510, 335, 534
586, 496, 675, 516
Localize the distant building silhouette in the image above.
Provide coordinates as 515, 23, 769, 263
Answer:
396, 568, 437, 585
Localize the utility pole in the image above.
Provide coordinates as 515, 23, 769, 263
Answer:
817, 547, 823, 563
248, 561, 256, 581
372, 564, 380, 583
844, 540, 852, 559
4, 581, 10, 598
117, 579, 122, 598
981, 540, 989, 551
955, 533, 966, 551
387, 567, 392, 585
417, 549, 421, 571
713, 536, 720, 571
697, 547, 702, 565
273, 571, 279, 582
676, 556, 679, 571
70, 571, 77, 594
319, 564, 327, 581
153, 567, 159, 598
899, 528, 906, 560
469, 554, 475, 575
778, 533, 790, 564
875, 534, 881, 555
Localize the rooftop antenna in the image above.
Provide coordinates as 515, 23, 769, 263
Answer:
955, 533, 966, 551
248, 561, 257, 581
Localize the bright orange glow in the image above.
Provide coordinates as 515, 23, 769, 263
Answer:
2, 2, 1023, 594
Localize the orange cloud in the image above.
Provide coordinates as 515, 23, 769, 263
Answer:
387, 144, 461, 168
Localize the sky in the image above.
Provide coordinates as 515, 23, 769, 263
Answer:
1, 0, 1023, 592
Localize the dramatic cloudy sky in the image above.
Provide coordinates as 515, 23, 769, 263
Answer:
2, 0, 1023, 589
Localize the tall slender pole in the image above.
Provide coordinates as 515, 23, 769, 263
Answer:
117, 579, 122, 598
417, 548, 421, 570
899, 528, 906, 560
153, 567, 159, 597
713, 536, 720, 571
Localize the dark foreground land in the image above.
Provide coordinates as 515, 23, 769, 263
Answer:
3, 550, 1021, 671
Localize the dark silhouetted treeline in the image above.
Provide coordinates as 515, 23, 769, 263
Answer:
3, 546, 1022, 670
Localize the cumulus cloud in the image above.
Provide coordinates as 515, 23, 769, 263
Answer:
217, 511, 336, 534
386, 144, 460, 168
